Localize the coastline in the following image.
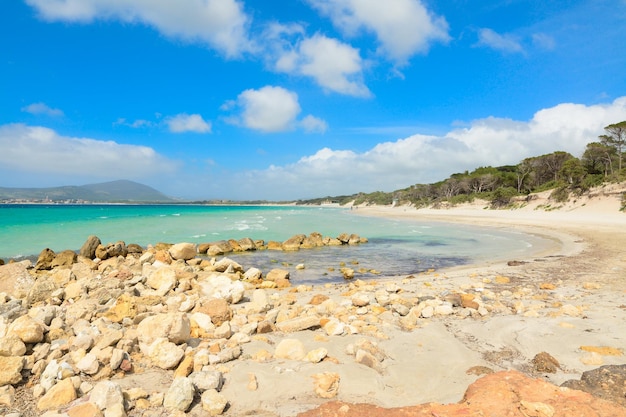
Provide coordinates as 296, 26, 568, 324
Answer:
1, 199, 626, 416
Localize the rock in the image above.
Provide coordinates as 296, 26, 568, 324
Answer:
137, 313, 190, 344
305, 348, 328, 363
95, 241, 128, 261
27, 277, 59, 306
274, 339, 306, 360
0, 336, 27, 357
237, 237, 257, 251
0, 356, 23, 385
0, 385, 15, 407
323, 318, 345, 336
168, 242, 197, 261
198, 274, 245, 303
309, 294, 329, 305
143, 338, 185, 369
37, 377, 76, 411
276, 316, 320, 333
145, 266, 177, 296
312, 372, 340, 398
206, 241, 233, 256
198, 298, 232, 326
89, 380, 124, 411
51, 249, 78, 268
35, 248, 56, 270
103, 293, 138, 323
249, 289, 270, 313
243, 267, 262, 281
283, 234, 306, 251
297, 370, 626, 417
562, 364, 626, 406
68, 402, 104, 417
164, 377, 195, 412
355, 349, 380, 371
80, 235, 102, 259
351, 293, 370, 307
201, 389, 228, 416
0, 260, 35, 299
532, 352, 560, 373
341, 268, 354, 279
213, 257, 244, 273
76, 352, 100, 375
189, 371, 223, 392
460, 293, 479, 309
8, 315, 45, 343
266, 268, 290, 281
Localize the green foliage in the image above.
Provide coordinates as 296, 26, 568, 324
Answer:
489, 187, 518, 208
550, 186, 570, 203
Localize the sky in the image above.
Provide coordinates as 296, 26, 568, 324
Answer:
1, 0, 626, 201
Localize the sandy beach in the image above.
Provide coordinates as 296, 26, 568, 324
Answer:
1, 191, 626, 417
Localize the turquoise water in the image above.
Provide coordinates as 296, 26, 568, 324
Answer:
0, 204, 550, 283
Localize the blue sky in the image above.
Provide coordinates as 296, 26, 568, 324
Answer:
1, 0, 625, 200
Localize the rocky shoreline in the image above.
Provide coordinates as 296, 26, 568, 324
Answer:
1, 228, 625, 417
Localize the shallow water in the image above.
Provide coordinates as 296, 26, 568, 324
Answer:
0, 204, 550, 283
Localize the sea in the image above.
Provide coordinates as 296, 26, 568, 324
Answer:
0, 204, 551, 284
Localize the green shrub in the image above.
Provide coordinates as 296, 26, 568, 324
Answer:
489, 187, 518, 208
550, 186, 570, 203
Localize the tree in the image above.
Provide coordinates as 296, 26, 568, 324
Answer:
559, 158, 586, 187
582, 142, 615, 177
516, 158, 534, 193
599, 121, 626, 176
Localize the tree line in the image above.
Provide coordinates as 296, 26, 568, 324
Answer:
298, 121, 626, 208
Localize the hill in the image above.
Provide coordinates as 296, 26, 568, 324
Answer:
0, 180, 174, 203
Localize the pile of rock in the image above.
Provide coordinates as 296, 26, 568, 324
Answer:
0, 233, 623, 416
197, 232, 367, 256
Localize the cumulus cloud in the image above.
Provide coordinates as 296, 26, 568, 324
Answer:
21, 102, 64, 117
25, 0, 253, 58
476, 28, 525, 54
0, 123, 178, 184
270, 30, 370, 97
306, 0, 449, 64
218, 97, 626, 200
234, 86, 301, 133
225, 86, 327, 133
165, 113, 212, 133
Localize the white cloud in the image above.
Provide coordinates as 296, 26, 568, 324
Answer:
21, 102, 64, 117
476, 28, 525, 54
216, 97, 626, 200
113, 118, 155, 128
166, 113, 212, 133
307, 0, 449, 64
233, 86, 302, 133
300, 115, 328, 133
273, 33, 370, 97
0, 124, 178, 184
25, 0, 253, 58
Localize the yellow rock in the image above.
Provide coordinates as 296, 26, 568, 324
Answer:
37, 378, 76, 411
495, 275, 510, 284
312, 372, 340, 398
580, 346, 623, 356
103, 293, 138, 323
539, 283, 557, 290
174, 355, 194, 378
583, 282, 601, 290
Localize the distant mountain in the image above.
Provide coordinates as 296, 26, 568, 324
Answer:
0, 180, 174, 203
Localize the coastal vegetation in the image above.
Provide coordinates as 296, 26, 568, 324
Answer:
298, 121, 626, 209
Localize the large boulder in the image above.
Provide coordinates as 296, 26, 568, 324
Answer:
35, 248, 56, 270
168, 242, 197, 261
51, 250, 77, 268
282, 234, 306, 251
137, 313, 191, 345
0, 260, 34, 299
79, 235, 101, 259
